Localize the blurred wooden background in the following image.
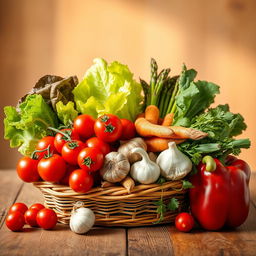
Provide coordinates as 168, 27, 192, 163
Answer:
0, 0, 255, 169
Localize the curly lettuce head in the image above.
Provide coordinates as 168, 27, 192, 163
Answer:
72, 58, 144, 121
4, 94, 59, 156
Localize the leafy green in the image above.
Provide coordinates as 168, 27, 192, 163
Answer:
73, 58, 144, 121
4, 94, 59, 156
18, 75, 78, 111
56, 101, 78, 125
173, 80, 220, 126
178, 104, 250, 164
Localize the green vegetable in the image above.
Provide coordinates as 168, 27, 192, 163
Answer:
4, 94, 59, 156
56, 101, 78, 125
73, 58, 144, 121
167, 198, 179, 211
178, 104, 250, 164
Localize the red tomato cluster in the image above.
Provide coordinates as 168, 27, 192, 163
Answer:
6, 202, 57, 231
16, 114, 136, 194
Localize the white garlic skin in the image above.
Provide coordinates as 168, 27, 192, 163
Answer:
130, 148, 160, 184
156, 142, 192, 180
70, 207, 95, 234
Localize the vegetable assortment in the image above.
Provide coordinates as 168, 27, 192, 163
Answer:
3, 57, 251, 233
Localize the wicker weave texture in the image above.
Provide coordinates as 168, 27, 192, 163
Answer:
33, 180, 188, 227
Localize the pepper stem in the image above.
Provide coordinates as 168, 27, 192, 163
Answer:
202, 156, 216, 172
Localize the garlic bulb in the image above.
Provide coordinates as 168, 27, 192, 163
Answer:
130, 148, 160, 184
70, 202, 95, 234
156, 142, 192, 180
118, 137, 147, 164
100, 152, 130, 183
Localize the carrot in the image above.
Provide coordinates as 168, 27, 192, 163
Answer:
162, 113, 174, 126
121, 176, 135, 194
145, 137, 186, 152
169, 126, 208, 140
145, 105, 159, 124
135, 117, 174, 138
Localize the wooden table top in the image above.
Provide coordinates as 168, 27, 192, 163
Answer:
0, 170, 255, 256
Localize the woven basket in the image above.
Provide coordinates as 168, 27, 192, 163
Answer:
33, 180, 188, 227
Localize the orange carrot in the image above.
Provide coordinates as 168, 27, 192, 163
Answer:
169, 126, 208, 140
145, 105, 159, 124
135, 117, 174, 138
162, 113, 174, 126
145, 137, 185, 152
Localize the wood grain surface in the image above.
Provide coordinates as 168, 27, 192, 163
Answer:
0, 171, 255, 256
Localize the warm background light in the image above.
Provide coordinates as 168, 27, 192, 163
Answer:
0, 0, 255, 169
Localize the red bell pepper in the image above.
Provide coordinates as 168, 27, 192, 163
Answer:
189, 155, 251, 230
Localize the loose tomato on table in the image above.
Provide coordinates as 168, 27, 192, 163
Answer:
175, 212, 194, 232
54, 128, 80, 153
16, 156, 40, 182
36, 136, 57, 159
61, 140, 85, 165
36, 208, 57, 230
30, 203, 45, 211
69, 169, 94, 193
120, 118, 136, 140
86, 137, 110, 156
38, 154, 66, 182
24, 208, 40, 227
77, 147, 104, 172
73, 114, 95, 139
6, 212, 25, 231
94, 114, 122, 142
9, 202, 28, 215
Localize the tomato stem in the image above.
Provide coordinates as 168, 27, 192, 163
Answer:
48, 127, 72, 141
31, 144, 51, 159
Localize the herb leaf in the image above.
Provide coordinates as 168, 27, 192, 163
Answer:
182, 180, 194, 189
167, 198, 179, 211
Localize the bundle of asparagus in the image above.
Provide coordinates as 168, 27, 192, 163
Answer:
140, 58, 180, 118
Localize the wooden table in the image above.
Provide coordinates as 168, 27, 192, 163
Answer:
0, 170, 255, 256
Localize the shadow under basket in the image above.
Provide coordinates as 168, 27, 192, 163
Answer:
33, 180, 188, 227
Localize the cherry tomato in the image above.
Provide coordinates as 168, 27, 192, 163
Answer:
24, 208, 39, 227
175, 212, 194, 232
77, 147, 104, 172
69, 169, 94, 193
16, 157, 40, 182
94, 114, 122, 142
73, 114, 95, 139
30, 203, 45, 211
120, 118, 136, 140
86, 137, 110, 156
54, 129, 80, 153
38, 154, 66, 182
36, 136, 57, 159
36, 208, 57, 230
61, 140, 85, 165
9, 202, 28, 215
59, 165, 78, 185
6, 212, 25, 231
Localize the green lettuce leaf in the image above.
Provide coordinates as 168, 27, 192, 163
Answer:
4, 94, 59, 156
173, 80, 220, 126
56, 101, 78, 125
72, 58, 144, 121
